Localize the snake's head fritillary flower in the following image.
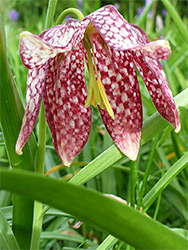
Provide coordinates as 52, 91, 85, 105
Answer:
15, 5, 180, 166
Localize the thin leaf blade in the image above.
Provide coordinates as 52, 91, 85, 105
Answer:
0, 168, 187, 250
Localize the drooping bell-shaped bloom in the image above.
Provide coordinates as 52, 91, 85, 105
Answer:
16, 5, 180, 166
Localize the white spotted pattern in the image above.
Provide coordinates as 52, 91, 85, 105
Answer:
91, 34, 142, 160
43, 44, 91, 166
20, 19, 90, 70
16, 4, 180, 163
132, 51, 180, 131
15, 66, 46, 154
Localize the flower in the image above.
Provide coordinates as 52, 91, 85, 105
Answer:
16, 5, 180, 166
8, 9, 19, 22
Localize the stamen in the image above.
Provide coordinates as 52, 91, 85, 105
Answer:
84, 36, 114, 119
97, 78, 115, 119
91, 91, 97, 107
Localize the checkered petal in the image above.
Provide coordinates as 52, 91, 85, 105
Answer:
133, 40, 171, 60
16, 66, 46, 154
19, 19, 90, 69
40, 19, 90, 46
43, 43, 91, 166
85, 5, 136, 50
86, 6, 179, 133
19, 31, 64, 69
129, 24, 180, 132
85, 5, 170, 60
132, 51, 180, 132
92, 34, 142, 160
130, 24, 171, 60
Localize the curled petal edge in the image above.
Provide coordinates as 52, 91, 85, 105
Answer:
134, 40, 171, 60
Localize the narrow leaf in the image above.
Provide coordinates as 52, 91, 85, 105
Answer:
161, 0, 188, 44
0, 210, 20, 250
0, 14, 37, 249
0, 168, 187, 250
143, 151, 188, 211
96, 235, 118, 250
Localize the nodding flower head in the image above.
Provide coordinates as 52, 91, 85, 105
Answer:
16, 5, 180, 166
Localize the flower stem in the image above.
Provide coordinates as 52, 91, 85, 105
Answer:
36, 102, 46, 174
45, 0, 58, 29
30, 101, 46, 250
55, 8, 85, 24
129, 160, 137, 208
153, 162, 165, 219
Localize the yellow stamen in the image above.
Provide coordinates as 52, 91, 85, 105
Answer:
97, 78, 115, 119
91, 90, 97, 107
84, 36, 114, 119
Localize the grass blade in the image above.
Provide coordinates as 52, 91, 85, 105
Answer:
0, 210, 20, 250
161, 0, 188, 44
143, 151, 188, 211
0, 167, 187, 250
0, 14, 37, 249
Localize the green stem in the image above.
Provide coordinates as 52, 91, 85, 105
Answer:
82, 223, 87, 248
45, 0, 58, 29
30, 102, 46, 249
116, 241, 124, 250
129, 161, 137, 207
153, 164, 164, 220
55, 8, 84, 24
171, 132, 183, 159
36, 102, 46, 174
137, 135, 159, 210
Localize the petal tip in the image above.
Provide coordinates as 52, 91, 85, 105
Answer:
120, 143, 139, 161
175, 124, 181, 133
15, 146, 23, 155
58, 153, 71, 167
128, 153, 138, 161
158, 40, 170, 49
64, 162, 71, 167
20, 31, 32, 38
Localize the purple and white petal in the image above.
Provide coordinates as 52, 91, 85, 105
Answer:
19, 32, 63, 69
44, 43, 91, 166
132, 51, 180, 132
20, 19, 90, 70
40, 19, 90, 48
85, 6, 170, 60
16, 4, 180, 164
92, 34, 142, 160
85, 5, 149, 51
133, 40, 171, 60
84, 5, 136, 50
16, 66, 46, 154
